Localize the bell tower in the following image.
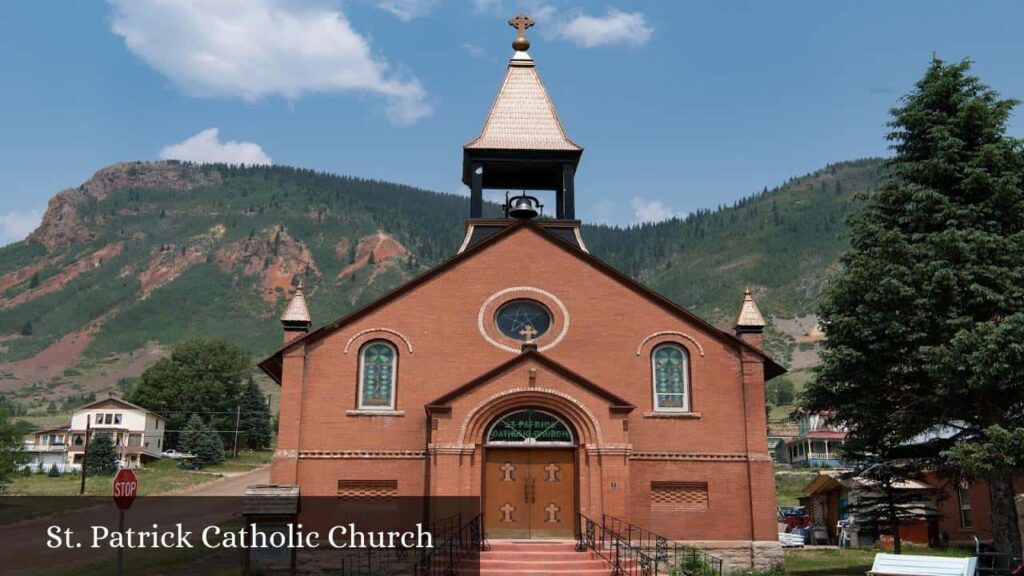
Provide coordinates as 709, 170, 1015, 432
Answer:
460, 13, 586, 252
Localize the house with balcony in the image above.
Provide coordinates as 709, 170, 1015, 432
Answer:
63, 394, 167, 470
784, 409, 848, 467
22, 425, 73, 473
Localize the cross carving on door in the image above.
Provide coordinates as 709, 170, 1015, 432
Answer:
544, 462, 560, 482
499, 461, 516, 481
499, 502, 516, 523
544, 502, 561, 523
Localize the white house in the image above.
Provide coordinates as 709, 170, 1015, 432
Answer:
784, 409, 849, 467
22, 425, 73, 473
62, 394, 167, 470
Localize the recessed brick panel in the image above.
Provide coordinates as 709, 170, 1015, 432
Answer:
650, 482, 709, 512
337, 479, 398, 500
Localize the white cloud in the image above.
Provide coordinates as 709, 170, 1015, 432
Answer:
377, 0, 436, 21
108, 0, 431, 125
555, 8, 653, 48
463, 43, 488, 59
471, 0, 504, 13
0, 209, 43, 246
630, 198, 677, 224
159, 128, 272, 166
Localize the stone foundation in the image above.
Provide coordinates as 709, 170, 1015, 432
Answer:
681, 540, 784, 574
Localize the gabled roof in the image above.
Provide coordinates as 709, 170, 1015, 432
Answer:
33, 424, 71, 436
464, 53, 581, 152
426, 349, 634, 412
258, 221, 786, 383
75, 395, 166, 419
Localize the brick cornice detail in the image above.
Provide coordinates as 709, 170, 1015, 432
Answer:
427, 444, 477, 455
298, 450, 426, 459
629, 451, 750, 462
586, 443, 633, 456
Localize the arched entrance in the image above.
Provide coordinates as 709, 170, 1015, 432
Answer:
483, 408, 577, 539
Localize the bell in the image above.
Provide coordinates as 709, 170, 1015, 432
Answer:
508, 194, 540, 219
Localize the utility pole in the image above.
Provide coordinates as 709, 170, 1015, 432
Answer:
232, 404, 241, 458
79, 415, 91, 495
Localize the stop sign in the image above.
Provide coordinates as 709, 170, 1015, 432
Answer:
113, 468, 138, 510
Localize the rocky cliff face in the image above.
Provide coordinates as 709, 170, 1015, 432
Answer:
28, 162, 222, 249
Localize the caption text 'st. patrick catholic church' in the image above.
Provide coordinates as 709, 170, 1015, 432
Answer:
258, 12, 785, 568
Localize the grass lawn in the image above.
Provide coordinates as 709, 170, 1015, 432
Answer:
5, 450, 273, 497
775, 468, 818, 507
1, 450, 273, 525
785, 545, 974, 576
6, 459, 218, 497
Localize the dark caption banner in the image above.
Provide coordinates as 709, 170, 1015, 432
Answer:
0, 496, 480, 575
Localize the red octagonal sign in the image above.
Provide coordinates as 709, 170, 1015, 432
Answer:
113, 468, 138, 510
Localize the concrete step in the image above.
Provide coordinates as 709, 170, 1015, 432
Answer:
480, 540, 611, 576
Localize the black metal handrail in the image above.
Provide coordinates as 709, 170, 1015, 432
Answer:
338, 513, 487, 575
413, 513, 487, 576
577, 513, 723, 576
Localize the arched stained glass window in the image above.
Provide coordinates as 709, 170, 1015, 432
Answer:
359, 341, 397, 409
652, 344, 689, 411
487, 409, 573, 445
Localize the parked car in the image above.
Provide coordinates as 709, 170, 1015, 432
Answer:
161, 449, 194, 460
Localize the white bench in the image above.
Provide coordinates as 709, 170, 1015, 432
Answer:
778, 532, 805, 547
868, 553, 977, 576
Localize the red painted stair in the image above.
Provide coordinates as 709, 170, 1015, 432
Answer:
478, 541, 610, 575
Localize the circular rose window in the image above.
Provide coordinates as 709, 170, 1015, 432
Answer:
495, 299, 552, 341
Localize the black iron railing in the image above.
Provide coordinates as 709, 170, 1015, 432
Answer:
339, 513, 487, 575
577, 514, 723, 576
414, 513, 487, 576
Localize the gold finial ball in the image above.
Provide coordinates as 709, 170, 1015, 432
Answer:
513, 36, 530, 52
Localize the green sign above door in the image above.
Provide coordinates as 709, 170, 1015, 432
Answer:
487, 409, 574, 444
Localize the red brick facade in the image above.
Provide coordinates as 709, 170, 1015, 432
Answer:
260, 222, 784, 559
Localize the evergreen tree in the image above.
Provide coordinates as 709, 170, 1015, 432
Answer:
85, 432, 119, 476
48, 462, 60, 477
179, 414, 225, 468
239, 377, 272, 450
19, 321, 32, 336
0, 409, 27, 490
179, 413, 204, 457
804, 58, 1024, 555
843, 461, 940, 554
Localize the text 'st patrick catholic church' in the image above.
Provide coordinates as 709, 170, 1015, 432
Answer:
259, 14, 785, 569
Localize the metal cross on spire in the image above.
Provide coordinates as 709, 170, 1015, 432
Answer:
508, 13, 535, 52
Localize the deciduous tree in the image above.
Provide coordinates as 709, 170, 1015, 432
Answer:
129, 338, 251, 448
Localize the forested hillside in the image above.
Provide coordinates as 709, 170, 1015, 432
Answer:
0, 158, 884, 412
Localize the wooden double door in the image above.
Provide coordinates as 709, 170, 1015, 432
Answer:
484, 448, 575, 539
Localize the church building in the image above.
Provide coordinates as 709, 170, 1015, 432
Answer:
259, 15, 784, 571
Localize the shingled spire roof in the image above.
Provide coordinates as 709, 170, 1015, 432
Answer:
280, 282, 311, 325
464, 16, 581, 152
734, 287, 767, 329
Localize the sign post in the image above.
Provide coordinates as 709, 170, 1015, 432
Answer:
113, 468, 138, 576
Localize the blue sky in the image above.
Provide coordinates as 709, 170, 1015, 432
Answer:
2, 1, 1024, 245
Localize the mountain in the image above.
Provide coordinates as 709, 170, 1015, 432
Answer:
0, 158, 884, 412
